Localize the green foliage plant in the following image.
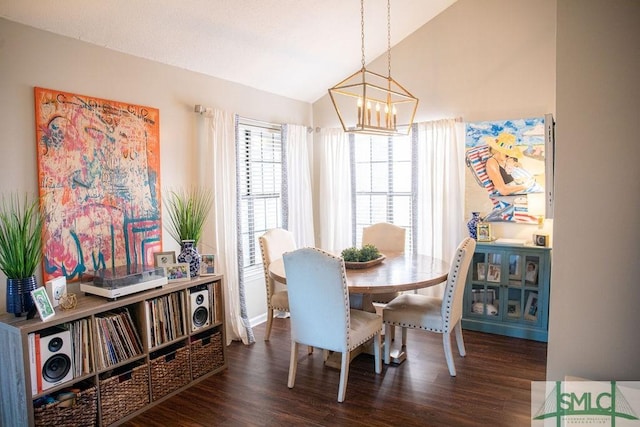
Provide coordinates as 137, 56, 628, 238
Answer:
0, 193, 44, 279
164, 187, 213, 247
341, 244, 381, 262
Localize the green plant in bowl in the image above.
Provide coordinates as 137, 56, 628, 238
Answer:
341, 245, 381, 262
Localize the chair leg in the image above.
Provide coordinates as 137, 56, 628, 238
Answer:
454, 321, 466, 357
265, 308, 274, 341
401, 327, 408, 348
337, 350, 350, 402
384, 324, 392, 364
442, 332, 456, 376
373, 331, 382, 374
287, 341, 299, 388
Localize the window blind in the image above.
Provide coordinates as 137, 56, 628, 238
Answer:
237, 119, 283, 269
352, 133, 414, 251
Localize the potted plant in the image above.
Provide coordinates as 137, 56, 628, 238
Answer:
0, 193, 44, 316
163, 187, 213, 278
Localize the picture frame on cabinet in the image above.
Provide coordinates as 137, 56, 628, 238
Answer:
524, 292, 539, 321
487, 263, 501, 282
154, 251, 176, 268
200, 254, 216, 276
165, 263, 191, 282
508, 255, 521, 280
525, 261, 539, 284
507, 300, 521, 318
31, 287, 55, 321
476, 263, 486, 281
477, 223, 492, 242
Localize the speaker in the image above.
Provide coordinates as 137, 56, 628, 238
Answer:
39, 328, 73, 390
189, 286, 210, 332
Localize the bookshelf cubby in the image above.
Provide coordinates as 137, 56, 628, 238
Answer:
0, 274, 226, 427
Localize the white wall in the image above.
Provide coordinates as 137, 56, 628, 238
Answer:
547, 0, 640, 380
0, 19, 311, 317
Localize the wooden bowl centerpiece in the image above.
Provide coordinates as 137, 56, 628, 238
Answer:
341, 245, 385, 269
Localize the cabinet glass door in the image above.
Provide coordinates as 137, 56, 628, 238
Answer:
469, 251, 501, 318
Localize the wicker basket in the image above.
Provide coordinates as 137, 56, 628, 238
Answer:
34, 386, 97, 427
190, 331, 224, 379
100, 363, 149, 426
150, 345, 191, 401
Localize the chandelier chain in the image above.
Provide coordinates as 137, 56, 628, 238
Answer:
360, 0, 365, 69
387, 0, 391, 78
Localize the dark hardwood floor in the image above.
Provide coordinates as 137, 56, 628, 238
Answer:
124, 319, 547, 426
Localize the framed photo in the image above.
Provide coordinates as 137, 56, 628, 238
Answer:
487, 263, 501, 283
507, 300, 521, 318
524, 292, 539, 321
165, 263, 191, 282
154, 251, 176, 268
31, 287, 55, 321
508, 255, 522, 280
476, 222, 492, 242
525, 261, 539, 284
200, 254, 216, 276
476, 263, 486, 281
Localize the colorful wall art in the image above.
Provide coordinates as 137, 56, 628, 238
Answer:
465, 116, 550, 224
35, 88, 162, 281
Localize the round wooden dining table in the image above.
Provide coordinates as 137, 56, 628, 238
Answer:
268, 251, 449, 364
268, 251, 450, 312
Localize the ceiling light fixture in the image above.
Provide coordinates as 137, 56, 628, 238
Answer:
329, 0, 418, 136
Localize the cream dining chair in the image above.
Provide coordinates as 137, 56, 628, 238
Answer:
382, 237, 476, 376
259, 228, 297, 342
362, 222, 406, 338
283, 247, 382, 403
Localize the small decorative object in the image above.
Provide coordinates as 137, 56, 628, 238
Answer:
31, 287, 55, 321
200, 254, 216, 276
0, 193, 44, 316
153, 251, 176, 268
341, 245, 385, 269
532, 233, 549, 247
477, 222, 492, 242
165, 263, 191, 282
45, 276, 67, 308
59, 293, 77, 311
466, 212, 482, 240
164, 187, 213, 278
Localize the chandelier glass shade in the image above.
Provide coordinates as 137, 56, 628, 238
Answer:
328, 0, 418, 136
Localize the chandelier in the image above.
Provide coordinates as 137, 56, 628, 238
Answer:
329, 0, 418, 136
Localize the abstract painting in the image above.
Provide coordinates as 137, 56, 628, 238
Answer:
464, 116, 550, 224
35, 87, 162, 281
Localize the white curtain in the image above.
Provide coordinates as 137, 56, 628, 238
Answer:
415, 118, 466, 296
198, 109, 253, 345
283, 124, 315, 248
316, 128, 352, 253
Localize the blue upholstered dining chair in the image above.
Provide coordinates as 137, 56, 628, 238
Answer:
382, 237, 476, 376
283, 247, 382, 403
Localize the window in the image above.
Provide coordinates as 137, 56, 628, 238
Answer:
237, 119, 284, 270
351, 133, 414, 251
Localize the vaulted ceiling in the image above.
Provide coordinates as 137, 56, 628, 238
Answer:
1, 0, 457, 102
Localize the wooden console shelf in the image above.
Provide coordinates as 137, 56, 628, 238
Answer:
0, 274, 226, 427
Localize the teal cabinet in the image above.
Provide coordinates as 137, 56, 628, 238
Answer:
462, 243, 551, 342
